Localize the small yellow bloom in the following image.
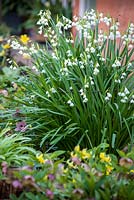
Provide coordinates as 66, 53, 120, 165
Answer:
71, 152, 77, 158
2, 43, 10, 49
106, 165, 113, 175
81, 149, 91, 159
67, 160, 74, 168
72, 178, 76, 183
43, 175, 48, 181
0, 50, 5, 57
20, 34, 30, 44
130, 169, 134, 173
67, 160, 77, 169
36, 153, 45, 164
22, 53, 31, 59
74, 145, 80, 152
100, 152, 111, 163
63, 168, 68, 173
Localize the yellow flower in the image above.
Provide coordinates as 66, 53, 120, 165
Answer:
67, 160, 74, 168
63, 168, 68, 174
2, 43, 10, 49
81, 149, 91, 159
20, 34, 30, 44
74, 145, 80, 152
100, 152, 111, 163
130, 169, 134, 173
22, 53, 31, 59
67, 160, 77, 169
70, 152, 77, 158
106, 165, 113, 175
36, 153, 45, 164
43, 175, 48, 181
72, 178, 76, 183
0, 50, 5, 57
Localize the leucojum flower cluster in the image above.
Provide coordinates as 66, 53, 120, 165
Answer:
9, 9, 134, 106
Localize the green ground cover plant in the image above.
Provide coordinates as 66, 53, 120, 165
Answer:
1, 10, 134, 153
0, 143, 134, 199
0, 126, 36, 166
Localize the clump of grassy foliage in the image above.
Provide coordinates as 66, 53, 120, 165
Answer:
1, 10, 134, 153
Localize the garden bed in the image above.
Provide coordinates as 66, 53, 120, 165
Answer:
0, 9, 134, 200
